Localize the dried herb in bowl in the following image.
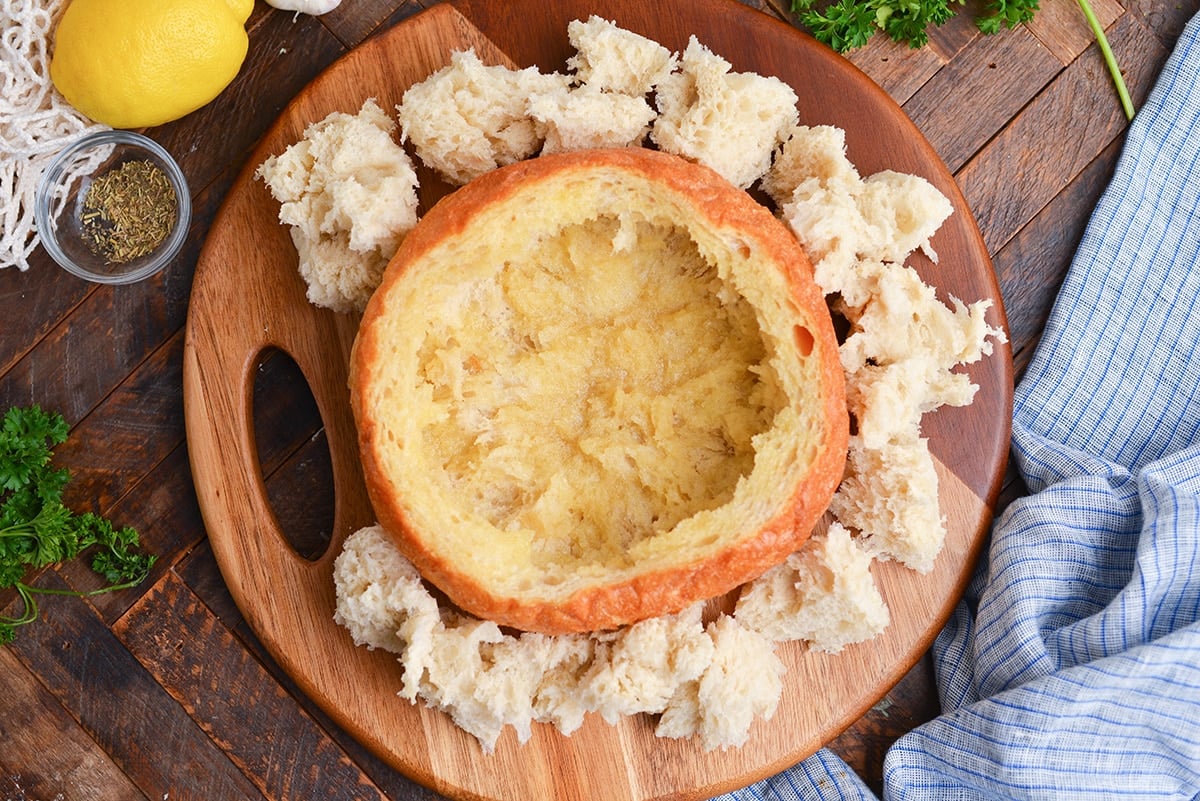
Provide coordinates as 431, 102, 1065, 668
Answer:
80, 159, 177, 264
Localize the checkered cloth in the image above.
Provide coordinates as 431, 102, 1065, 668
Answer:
716, 11, 1200, 800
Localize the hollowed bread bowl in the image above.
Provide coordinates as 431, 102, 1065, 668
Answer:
350, 147, 848, 634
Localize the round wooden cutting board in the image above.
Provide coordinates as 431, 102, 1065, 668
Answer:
183, 1, 1013, 798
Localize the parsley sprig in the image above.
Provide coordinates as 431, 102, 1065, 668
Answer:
789, 0, 1042, 48
1, 405, 156, 644
791, 0, 1134, 120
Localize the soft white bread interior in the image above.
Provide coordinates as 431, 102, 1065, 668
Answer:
256, 98, 420, 312
349, 147, 848, 634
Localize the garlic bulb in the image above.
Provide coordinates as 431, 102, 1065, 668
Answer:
265, 0, 341, 14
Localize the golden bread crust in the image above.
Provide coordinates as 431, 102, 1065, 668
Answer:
351, 147, 847, 633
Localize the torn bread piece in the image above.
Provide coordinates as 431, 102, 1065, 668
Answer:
769, 125, 953, 294
334, 526, 790, 752
534, 17, 674, 155
735, 523, 889, 651
768, 124, 1004, 572
652, 37, 798, 189
256, 98, 419, 312
831, 435, 945, 572
566, 15, 676, 95
396, 48, 570, 185
528, 85, 657, 154
655, 616, 785, 750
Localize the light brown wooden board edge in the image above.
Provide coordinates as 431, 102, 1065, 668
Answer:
183, 2, 1012, 799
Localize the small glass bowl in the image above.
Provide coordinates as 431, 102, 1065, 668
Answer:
35, 130, 191, 285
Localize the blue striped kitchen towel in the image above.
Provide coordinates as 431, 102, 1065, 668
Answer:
716, 10, 1200, 801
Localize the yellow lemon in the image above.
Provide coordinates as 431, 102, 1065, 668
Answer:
50, 0, 253, 129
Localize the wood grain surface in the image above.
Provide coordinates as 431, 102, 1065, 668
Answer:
184, 2, 1007, 798
2, 1, 1197, 799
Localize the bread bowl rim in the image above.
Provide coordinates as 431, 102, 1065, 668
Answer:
349, 146, 849, 634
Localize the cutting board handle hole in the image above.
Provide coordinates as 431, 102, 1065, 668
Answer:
251, 346, 336, 562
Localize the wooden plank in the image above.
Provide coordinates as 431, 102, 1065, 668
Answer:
0, 258, 190, 428
252, 348, 326, 479
0, 253, 93, 378
1025, 0, 1125, 64
56, 444, 205, 623
0, 646, 148, 801
114, 572, 397, 801
4, 572, 265, 801
845, 35, 948, 106
825, 653, 940, 793
176, 543, 449, 800
1125, 0, 1200, 49
53, 333, 186, 513
904, 25, 1062, 172
262, 427, 337, 561
994, 137, 1125, 378
923, 1, 990, 61
320, 0, 443, 47
176, 541, 246, 628
956, 10, 1167, 255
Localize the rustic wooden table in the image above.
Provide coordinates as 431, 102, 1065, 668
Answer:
2, 0, 1196, 798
